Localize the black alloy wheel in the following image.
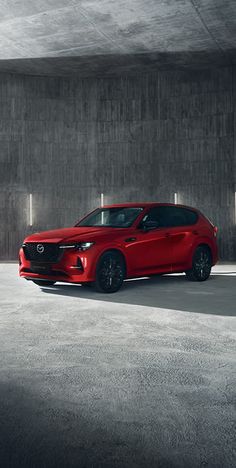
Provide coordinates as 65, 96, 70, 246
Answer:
95, 251, 125, 293
32, 280, 56, 286
185, 246, 212, 282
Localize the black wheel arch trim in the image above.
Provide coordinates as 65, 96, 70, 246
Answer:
96, 248, 127, 278
194, 243, 213, 263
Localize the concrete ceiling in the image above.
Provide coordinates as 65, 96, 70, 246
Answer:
0, 0, 235, 76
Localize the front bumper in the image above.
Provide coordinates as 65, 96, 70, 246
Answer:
19, 247, 97, 283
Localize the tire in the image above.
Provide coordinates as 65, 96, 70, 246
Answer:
32, 280, 56, 286
95, 251, 125, 293
185, 246, 212, 282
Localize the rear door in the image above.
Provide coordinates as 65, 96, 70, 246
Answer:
161, 207, 199, 269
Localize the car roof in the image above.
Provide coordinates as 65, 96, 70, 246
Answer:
103, 202, 199, 212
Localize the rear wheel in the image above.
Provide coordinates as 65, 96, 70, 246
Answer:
32, 280, 56, 286
185, 246, 212, 282
95, 251, 125, 293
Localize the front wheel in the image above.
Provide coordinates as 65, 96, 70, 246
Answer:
95, 251, 125, 293
185, 246, 212, 282
32, 280, 56, 286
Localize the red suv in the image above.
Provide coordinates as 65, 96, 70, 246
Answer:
19, 203, 218, 293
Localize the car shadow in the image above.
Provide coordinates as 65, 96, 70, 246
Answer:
40, 273, 236, 317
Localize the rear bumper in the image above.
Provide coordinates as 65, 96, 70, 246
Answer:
19, 247, 97, 283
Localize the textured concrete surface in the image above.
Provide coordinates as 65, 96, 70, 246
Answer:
0, 67, 235, 260
0, 0, 235, 75
0, 263, 235, 468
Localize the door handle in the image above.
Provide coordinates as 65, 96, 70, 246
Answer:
125, 237, 136, 243
165, 232, 171, 238
192, 230, 198, 235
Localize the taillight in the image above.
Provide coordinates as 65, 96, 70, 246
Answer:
213, 226, 218, 237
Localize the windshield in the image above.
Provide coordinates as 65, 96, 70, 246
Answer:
76, 207, 143, 228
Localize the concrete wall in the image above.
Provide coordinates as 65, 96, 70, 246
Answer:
0, 67, 235, 260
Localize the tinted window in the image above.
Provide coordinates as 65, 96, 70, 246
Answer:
142, 206, 198, 228
182, 208, 198, 226
141, 207, 166, 227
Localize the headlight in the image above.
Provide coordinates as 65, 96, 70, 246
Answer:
59, 242, 94, 251
77, 242, 95, 251
59, 244, 76, 249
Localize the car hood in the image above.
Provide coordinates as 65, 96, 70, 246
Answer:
24, 226, 126, 243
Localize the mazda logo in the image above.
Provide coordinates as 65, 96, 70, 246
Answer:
37, 244, 44, 254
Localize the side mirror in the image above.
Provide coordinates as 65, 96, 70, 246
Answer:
140, 220, 160, 232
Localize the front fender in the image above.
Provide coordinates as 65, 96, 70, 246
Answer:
88, 242, 129, 278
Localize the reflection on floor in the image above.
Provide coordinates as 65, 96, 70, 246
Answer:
0, 263, 235, 468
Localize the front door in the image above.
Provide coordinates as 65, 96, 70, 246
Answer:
124, 207, 173, 276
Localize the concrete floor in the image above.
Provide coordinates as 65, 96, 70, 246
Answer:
0, 264, 235, 468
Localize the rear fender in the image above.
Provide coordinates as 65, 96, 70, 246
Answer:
188, 237, 216, 268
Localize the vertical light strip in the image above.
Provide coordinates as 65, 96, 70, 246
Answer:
174, 192, 178, 205
29, 193, 33, 226
101, 193, 104, 224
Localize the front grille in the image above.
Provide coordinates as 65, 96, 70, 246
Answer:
23, 243, 63, 263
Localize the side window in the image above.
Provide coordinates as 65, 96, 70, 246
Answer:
142, 207, 171, 227
166, 207, 187, 227
154, 207, 172, 227
182, 208, 198, 225
161, 207, 198, 227
142, 207, 160, 225
142, 206, 198, 228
